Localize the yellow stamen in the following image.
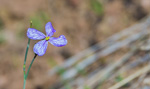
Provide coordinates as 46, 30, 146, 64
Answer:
45, 37, 50, 41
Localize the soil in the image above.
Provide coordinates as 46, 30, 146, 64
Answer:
0, 0, 150, 89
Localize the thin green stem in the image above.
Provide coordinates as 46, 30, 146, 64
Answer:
25, 54, 37, 79
23, 54, 37, 89
23, 38, 30, 89
23, 79, 26, 89
23, 21, 32, 89
23, 38, 30, 77
23, 21, 32, 76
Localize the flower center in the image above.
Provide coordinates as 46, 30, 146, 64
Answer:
45, 37, 50, 41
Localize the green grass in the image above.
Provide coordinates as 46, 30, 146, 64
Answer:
115, 75, 124, 82
84, 85, 91, 89
30, 11, 51, 31
57, 67, 66, 76
0, 31, 5, 44
90, 0, 104, 16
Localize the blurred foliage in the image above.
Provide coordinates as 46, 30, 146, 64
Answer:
0, 17, 4, 29
115, 75, 124, 82
115, 75, 130, 87
0, 36, 5, 44
64, 84, 72, 89
76, 67, 87, 76
84, 86, 91, 89
30, 11, 50, 31
90, 0, 104, 16
57, 67, 66, 76
0, 31, 5, 44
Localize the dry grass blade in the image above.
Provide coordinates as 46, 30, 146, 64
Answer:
77, 48, 137, 89
61, 30, 148, 80
108, 64, 150, 89
48, 16, 150, 76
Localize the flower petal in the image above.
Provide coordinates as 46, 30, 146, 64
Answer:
45, 22, 56, 37
27, 28, 46, 40
33, 40, 48, 56
49, 35, 67, 47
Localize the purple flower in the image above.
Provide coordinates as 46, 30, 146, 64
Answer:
27, 22, 67, 56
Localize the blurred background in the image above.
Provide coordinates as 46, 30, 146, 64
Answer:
0, 0, 150, 89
